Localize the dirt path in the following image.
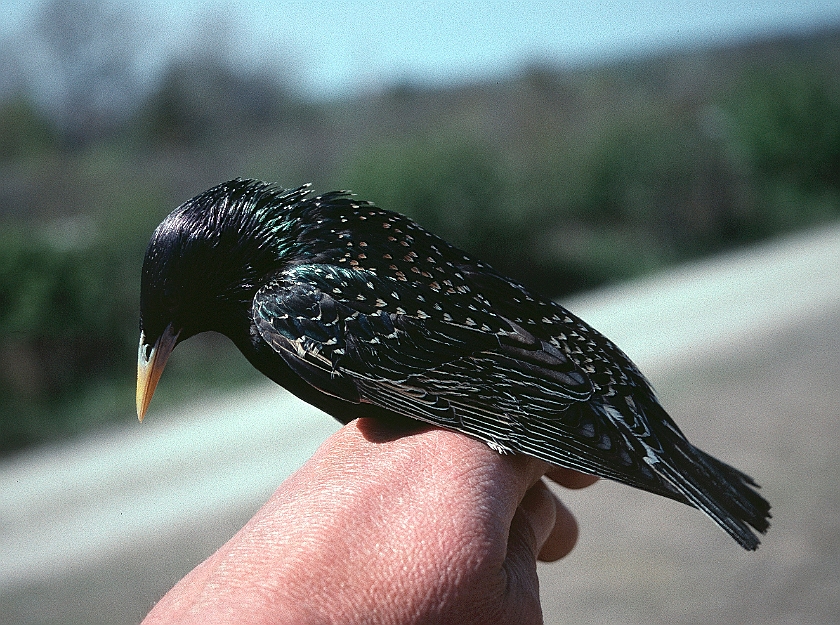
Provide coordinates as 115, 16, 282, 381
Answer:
540, 305, 840, 625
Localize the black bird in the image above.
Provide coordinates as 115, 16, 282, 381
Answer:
138, 179, 770, 549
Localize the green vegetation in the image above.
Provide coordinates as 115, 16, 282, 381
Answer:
2, 27, 839, 454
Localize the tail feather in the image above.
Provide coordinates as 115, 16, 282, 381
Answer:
689, 446, 771, 535
506, 401, 771, 549
629, 400, 771, 550
655, 450, 770, 550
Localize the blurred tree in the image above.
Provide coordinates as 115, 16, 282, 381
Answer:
137, 57, 289, 146
717, 59, 840, 237
582, 115, 752, 251
29, 0, 146, 146
0, 221, 129, 448
0, 94, 58, 163
728, 66, 840, 192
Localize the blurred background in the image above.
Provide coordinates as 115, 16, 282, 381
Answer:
1, 0, 839, 453
1, 1, 840, 622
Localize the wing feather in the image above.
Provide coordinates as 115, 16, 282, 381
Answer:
251, 264, 684, 488
251, 260, 768, 548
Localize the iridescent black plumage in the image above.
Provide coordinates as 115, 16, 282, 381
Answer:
138, 179, 771, 549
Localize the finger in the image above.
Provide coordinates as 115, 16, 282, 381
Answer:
545, 467, 599, 490
517, 479, 558, 552
503, 501, 545, 623
536, 494, 579, 562
504, 480, 554, 608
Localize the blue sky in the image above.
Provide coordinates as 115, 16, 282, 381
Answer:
4, 0, 840, 98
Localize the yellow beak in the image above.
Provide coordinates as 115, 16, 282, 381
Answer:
136, 323, 179, 422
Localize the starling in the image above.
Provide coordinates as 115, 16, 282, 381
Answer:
138, 179, 770, 549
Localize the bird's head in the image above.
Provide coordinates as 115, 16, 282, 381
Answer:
137, 179, 309, 420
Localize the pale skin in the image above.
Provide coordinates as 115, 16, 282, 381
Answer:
142, 418, 598, 625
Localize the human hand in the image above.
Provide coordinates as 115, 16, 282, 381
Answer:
142, 418, 598, 624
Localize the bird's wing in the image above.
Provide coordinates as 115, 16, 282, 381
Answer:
253, 265, 592, 420
252, 264, 652, 468
253, 264, 771, 548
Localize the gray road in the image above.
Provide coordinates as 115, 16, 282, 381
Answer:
2, 223, 839, 624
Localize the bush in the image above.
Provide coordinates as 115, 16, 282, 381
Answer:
0, 96, 57, 163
